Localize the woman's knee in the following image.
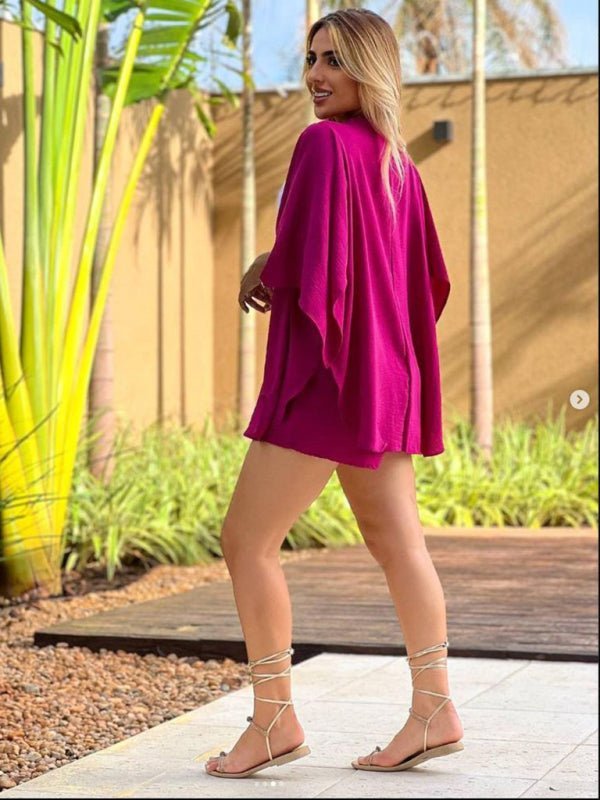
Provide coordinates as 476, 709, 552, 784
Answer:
358, 510, 426, 567
220, 514, 290, 567
375, 537, 428, 569
219, 440, 337, 562
219, 517, 285, 564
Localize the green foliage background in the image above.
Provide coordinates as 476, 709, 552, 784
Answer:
62, 405, 598, 580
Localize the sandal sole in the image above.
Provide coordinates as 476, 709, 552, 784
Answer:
206, 744, 311, 778
351, 740, 464, 771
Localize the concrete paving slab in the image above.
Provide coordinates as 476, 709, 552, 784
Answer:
363, 655, 530, 686
291, 730, 576, 779
316, 770, 537, 798
462, 680, 597, 713
520, 783, 600, 799
321, 676, 514, 707
582, 729, 598, 745
514, 661, 600, 688
117, 764, 346, 798
316, 655, 533, 706
451, 707, 597, 744
519, 744, 598, 798
1, 653, 597, 799
0, 793, 99, 799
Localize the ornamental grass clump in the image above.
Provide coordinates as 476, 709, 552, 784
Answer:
62, 406, 598, 580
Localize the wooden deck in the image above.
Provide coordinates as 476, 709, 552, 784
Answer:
35, 528, 598, 663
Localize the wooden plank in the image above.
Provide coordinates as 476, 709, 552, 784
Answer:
34, 531, 598, 663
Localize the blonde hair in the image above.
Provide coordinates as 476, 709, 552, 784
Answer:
303, 9, 408, 222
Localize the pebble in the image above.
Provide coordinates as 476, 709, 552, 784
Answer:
0, 551, 310, 791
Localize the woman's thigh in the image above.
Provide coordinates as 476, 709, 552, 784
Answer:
335, 452, 424, 557
221, 440, 339, 556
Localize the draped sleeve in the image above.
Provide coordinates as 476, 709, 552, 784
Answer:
260, 122, 350, 372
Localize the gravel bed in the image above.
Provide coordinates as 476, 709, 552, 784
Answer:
0, 549, 315, 791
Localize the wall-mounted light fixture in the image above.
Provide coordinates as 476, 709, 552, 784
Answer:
433, 120, 454, 142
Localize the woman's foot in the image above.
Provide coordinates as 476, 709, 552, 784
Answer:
355, 698, 464, 768
204, 712, 306, 775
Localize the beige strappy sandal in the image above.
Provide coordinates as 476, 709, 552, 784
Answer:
352, 639, 464, 771
205, 646, 310, 778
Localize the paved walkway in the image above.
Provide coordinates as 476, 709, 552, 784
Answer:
2, 652, 597, 798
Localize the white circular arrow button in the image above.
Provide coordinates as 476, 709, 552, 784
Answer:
569, 390, 590, 410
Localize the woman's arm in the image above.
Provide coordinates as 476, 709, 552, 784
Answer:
242, 251, 270, 281
253, 251, 271, 272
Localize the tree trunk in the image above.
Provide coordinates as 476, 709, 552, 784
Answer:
89, 20, 117, 483
305, 0, 320, 126
238, 0, 257, 428
470, 0, 494, 462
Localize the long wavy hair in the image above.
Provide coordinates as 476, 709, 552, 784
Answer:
303, 9, 408, 222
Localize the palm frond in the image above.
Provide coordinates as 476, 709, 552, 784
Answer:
0, 0, 81, 37
100, 0, 241, 106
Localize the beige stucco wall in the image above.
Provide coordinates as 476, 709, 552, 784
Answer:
1, 10, 597, 444
212, 72, 598, 434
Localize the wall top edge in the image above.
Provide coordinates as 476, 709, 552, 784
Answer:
206, 66, 598, 97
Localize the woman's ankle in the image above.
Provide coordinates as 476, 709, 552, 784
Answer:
251, 704, 301, 731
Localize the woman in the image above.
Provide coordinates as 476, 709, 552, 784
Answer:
205, 8, 464, 779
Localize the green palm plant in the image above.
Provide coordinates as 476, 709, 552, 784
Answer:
0, 0, 81, 34
0, 0, 243, 599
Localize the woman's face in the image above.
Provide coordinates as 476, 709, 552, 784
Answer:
305, 26, 362, 123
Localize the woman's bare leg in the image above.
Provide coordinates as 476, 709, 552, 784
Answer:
205, 440, 338, 774
336, 451, 464, 767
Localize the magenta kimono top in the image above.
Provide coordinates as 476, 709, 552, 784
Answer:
243, 114, 451, 464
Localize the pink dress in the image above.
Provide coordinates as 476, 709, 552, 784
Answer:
243, 114, 451, 469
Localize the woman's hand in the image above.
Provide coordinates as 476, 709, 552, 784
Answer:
239, 252, 273, 314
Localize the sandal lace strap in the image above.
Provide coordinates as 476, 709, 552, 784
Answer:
246, 646, 295, 762
406, 640, 451, 753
